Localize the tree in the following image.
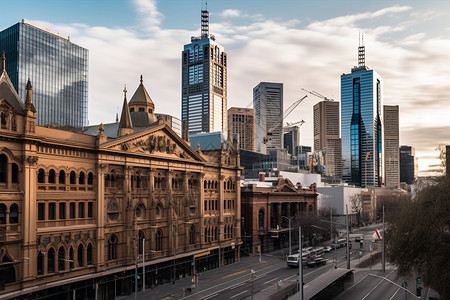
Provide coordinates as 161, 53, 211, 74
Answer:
295, 213, 330, 245
386, 177, 450, 299
349, 194, 362, 226
435, 144, 446, 175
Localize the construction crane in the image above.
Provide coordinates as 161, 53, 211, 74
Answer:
263, 95, 307, 144
286, 120, 305, 127
301, 88, 334, 101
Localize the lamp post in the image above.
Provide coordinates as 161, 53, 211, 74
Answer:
298, 226, 303, 300
281, 216, 294, 255
251, 269, 256, 300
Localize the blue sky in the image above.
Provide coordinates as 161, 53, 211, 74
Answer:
1, 0, 450, 174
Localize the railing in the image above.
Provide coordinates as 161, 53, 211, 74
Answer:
37, 183, 95, 192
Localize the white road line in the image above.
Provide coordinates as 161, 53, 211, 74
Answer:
201, 293, 218, 300
230, 290, 248, 298
264, 278, 278, 285
389, 288, 400, 300
261, 285, 273, 292
230, 282, 245, 289
361, 268, 398, 300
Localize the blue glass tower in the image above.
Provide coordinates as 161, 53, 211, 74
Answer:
182, 9, 227, 136
341, 44, 383, 187
0, 20, 88, 128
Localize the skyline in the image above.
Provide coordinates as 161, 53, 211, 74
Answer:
1, 0, 450, 175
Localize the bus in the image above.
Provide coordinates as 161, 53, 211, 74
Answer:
334, 238, 347, 248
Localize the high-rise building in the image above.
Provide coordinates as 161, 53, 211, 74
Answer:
283, 126, 300, 155
384, 105, 399, 188
182, 9, 227, 136
313, 101, 342, 179
0, 20, 88, 127
341, 42, 383, 187
227, 107, 255, 151
156, 113, 182, 137
254, 82, 283, 153
400, 145, 417, 184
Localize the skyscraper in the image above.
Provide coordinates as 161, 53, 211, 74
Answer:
182, 9, 227, 136
384, 105, 399, 188
313, 101, 342, 179
227, 107, 255, 151
254, 82, 283, 153
341, 42, 383, 187
0, 20, 88, 127
283, 125, 300, 155
400, 145, 417, 184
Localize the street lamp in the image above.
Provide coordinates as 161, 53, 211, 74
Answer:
298, 226, 303, 300
251, 269, 256, 300
281, 216, 294, 255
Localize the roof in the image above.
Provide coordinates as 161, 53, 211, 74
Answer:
129, 76, 154, 106
190, 132, 225, 150
303, 268, 353, 300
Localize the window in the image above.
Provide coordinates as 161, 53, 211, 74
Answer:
48, 203, 56, 220
108, 235, 118, 260
59, 170, 65, 184
0, 204, 6, 224
88, 202, 93, 218
156, 230, 163, 251
38, 169, 45, 183
70, 171, 76, 184
258, 209, 265, 229
59, 203, 66, 219
70, 203, 76, 219
37, 252, 44, 275
58, 247, 65, 271
88, 172, 93, 185
87, 244, 93, 265
38, 203, 45, 220
77, 244, 84, 267
69, 247, 74, 269
48, 248, 55, 273
78, 202, 85, 218
11, 163, 18, 183
138, 231, 144, 255
79, 172, 85, 184
48, 169, 56, 183
189, 225, 195, 245
0, 154, 7, 183
10, 203, 18, 223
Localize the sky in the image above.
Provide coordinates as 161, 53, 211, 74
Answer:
1, 0, 450, 175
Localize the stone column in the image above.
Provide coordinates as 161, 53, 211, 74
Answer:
95, 163, 107, 271
276, 203, 281, 229
23, 155, 38, 279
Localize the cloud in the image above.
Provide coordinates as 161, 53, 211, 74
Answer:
220, 9, 241, 18
132, 0, 164, 30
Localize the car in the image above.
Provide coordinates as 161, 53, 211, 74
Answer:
323, 246, 332, 253
307, 257, 327, 267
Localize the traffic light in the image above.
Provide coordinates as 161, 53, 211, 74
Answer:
416, 277, 421, 284
416, 287, 422, 297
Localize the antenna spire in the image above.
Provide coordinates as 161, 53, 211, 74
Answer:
201, 2, 209, 38
358, 33, 365, 67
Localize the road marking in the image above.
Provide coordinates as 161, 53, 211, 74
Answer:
230, 282, 245, 289
361, 268, 398, 300
230, 290, 248, 298
261, 285, 273, 292
264, 278, 278, 284
389, 288, 400, 300
201, 293, 218, 300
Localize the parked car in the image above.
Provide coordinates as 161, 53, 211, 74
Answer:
307, 257, 327, 267
323, 246, 332, 253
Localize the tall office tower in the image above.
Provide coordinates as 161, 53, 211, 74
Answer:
383, 105, 399, 188
182, 9, 227, 136
313, 101, 342, 179
0, 20, 88, 127
227, 107, 255, 151
400, 145, 417, 184
283, 126, 300, 155
254, 82, 283, 153
341, 42, 383, 187
156, 113, 182, 137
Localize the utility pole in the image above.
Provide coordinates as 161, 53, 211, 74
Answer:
143, 238, 145, 291
298, 226, 303, 300
382, 205, 385, 273
346, 204, 350, 269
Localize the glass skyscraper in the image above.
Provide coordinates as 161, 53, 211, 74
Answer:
182, 9, 227, 136
341, 45, 383, 187
0, 20, 88, 127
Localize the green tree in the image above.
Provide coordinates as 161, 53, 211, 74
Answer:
386, 178, 450, 299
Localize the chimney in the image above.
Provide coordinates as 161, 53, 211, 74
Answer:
258, 172, 265, 182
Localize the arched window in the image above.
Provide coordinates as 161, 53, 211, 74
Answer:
0, 154, 7, 183
58, 247, 65, 271
11, 163, 18, 184
11, 114, 16, 131
69, 247, 74, 269
0, 111, 7, 129
9, 203, 18, 223
70, 171, 76, 184
156, 230, 163, 251
258, 209, 265, 229
77, 244, 84, 267
87, 243, 93, 265
37, 169, 45, 183
108, 235, 118, 260
59, 170, 65, 184
0, 255, 15, 284
204, 228, 207, 243
110, 170, 116, 187
215, 181, 218, 190
79, 172, 85, 185
37, 251, 44, 275
208, 181, 211, 189
48, 248, 55, 273
224, 181, 226, 190
227, 180, 231, 190
48, 169, 56, 183
0, 204, 6, 224
204, 180, 207, 189
105, 174, 110, 187
88, 172, 94, 185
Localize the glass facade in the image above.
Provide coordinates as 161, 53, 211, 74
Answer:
341, 68, 383, 187
0, 21, 88, 127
